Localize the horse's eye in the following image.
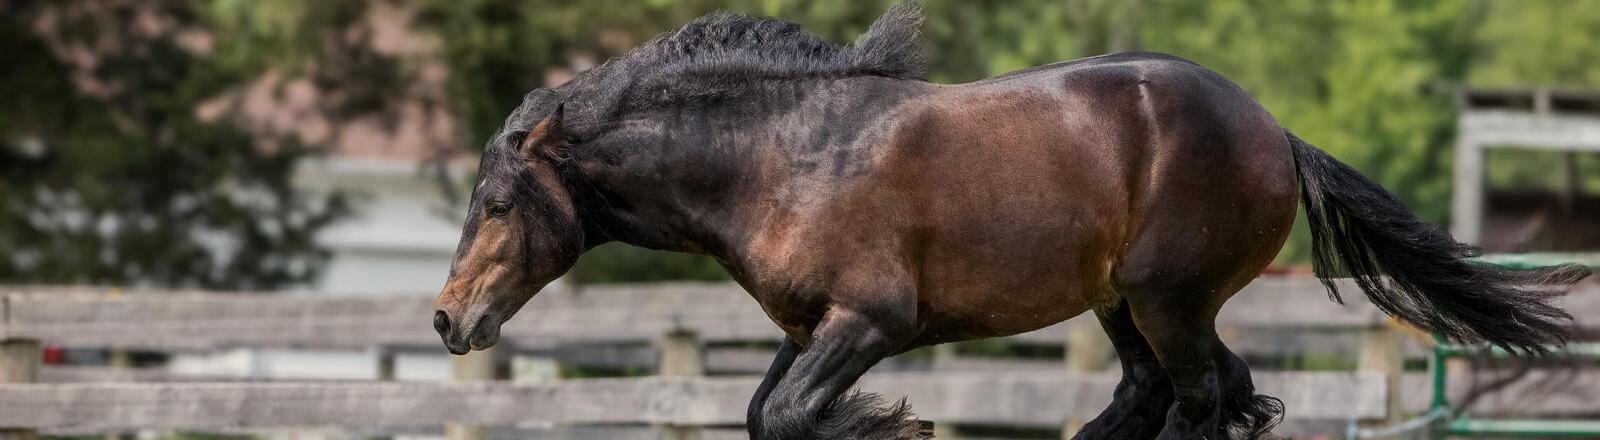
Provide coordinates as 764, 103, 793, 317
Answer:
487, 203, 513, 218
551, 147, 573, 163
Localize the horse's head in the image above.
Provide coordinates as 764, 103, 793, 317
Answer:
431, 2, 929, 354
433, 91, 585, 354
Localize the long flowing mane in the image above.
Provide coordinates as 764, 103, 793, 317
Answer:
474, 2, 926, 230
550, 1, 926, 134
623, 3, 926, 82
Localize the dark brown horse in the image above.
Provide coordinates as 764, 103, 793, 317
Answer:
432, 3, 1589, 439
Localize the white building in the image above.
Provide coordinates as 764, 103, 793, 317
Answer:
173, 155, 472, 381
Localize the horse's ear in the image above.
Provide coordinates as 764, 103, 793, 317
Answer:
517, 103, 567, 161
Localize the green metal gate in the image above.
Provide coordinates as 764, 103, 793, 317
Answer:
1428, 340, 1600, 438
1348, 254, 1600, 439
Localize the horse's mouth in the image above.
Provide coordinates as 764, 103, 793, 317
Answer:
437, 311, 502, 355
467, 319, 501, 351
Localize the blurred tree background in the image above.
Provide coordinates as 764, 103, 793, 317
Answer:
3, 0, 1598, 286
0, 1, 356, 289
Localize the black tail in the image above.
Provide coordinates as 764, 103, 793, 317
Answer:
1287, 131, 1590, 353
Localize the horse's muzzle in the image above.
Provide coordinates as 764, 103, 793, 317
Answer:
434, 309, 500, 355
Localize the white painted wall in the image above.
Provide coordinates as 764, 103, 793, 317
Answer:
302, 157, 468, 296
174, 157, 472, 380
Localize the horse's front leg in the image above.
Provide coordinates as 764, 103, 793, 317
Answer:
748, 337, 801, 438
756, 307, 926, 440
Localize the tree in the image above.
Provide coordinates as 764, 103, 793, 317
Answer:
0, 1, 349, 289
9, 0, 1592, 286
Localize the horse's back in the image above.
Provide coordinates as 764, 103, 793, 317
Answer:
879, 53, 1298, 343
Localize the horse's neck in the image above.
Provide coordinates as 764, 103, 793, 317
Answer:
567, 119, 772, 258
580, 77, 930, 261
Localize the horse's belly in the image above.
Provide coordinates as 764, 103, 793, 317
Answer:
910, 216, 1122, 343
916, 279, 1106, 344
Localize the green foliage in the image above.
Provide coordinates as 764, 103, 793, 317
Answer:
6, 0, 1595, 285
1485, 149, 1600, 192
0, 2, 350, 289
1142, 0, 1481, 263
567, 243, 732, 284
1470, 0, 1600, 87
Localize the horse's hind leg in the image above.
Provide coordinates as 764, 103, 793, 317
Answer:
1073, 298, 1173, 440
1120, 286, 1230, 440
1214, 344, 1283, 439
1121, 284, 1282, 440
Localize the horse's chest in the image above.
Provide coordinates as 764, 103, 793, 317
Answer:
727, 266, 833, 345
746, 287, 829, 345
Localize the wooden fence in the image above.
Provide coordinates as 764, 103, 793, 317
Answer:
1, 277, 1597, 439
0, 278, 1411, 351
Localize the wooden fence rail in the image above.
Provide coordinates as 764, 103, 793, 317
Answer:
4, 372, 1593, 436
0, 372, 1384, 433
1, 278, 1596, 439
5, 279, 1595, 352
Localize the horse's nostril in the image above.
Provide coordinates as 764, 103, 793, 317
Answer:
433, 310, 451, 335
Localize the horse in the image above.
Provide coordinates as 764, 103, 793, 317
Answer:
430, 3, 1590, 439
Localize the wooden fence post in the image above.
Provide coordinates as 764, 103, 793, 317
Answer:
1061, 324, 1113, 440
1358, 320, 1404, 426
104, 349, 132, 440
1, 338, 42, 440
446, 346, 500, 440
929, 344, 959, 439
511, 354, 561, 383
657, 329, 704, 440
658, 329, 704, 377
374, 346, 396, 381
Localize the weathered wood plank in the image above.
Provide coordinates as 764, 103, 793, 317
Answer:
0, 282, 778, 351
1459, 111, 1600, 151
104, 421, 1374, 440
2, 279, 1594, 352
39, 362, 1598, 420
0, 295, 10, 340
0, 372, 1384, 431
25, 369, 1600, 431
62, 421, 1376, 439
38, 366, 232, 383
1401, 369, 1600, 417
0, 379, 723, 431
0, 337, 41, 440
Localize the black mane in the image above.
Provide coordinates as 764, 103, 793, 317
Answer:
538, 1, 926, 135
626, 1, 926, 83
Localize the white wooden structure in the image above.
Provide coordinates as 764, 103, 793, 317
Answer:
175, 156, 475, 381
296, 157, 470, 295
1451, 88, 1600, 244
